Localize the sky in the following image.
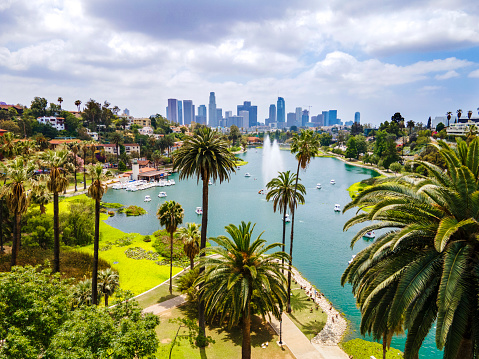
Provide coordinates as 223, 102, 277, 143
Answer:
0, 0, 478, 125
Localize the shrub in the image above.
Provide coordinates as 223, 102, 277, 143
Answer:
108, 211, 115, 216
119, 205, 146, 216
22, 210, 54, 250
177, 267, 199, 303
101, 202, 123, 209
143, 235, 151, 242
60, 199, 95, 246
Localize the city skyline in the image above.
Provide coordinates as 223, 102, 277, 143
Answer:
0, 1, 478, 125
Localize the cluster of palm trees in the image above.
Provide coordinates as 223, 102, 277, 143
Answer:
342, 138, 479, 359
446, 109, 478, 127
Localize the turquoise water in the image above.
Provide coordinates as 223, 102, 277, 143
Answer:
102, 149, 441, 358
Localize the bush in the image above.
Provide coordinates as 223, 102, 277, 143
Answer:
101, 202, 123, 209
143, 235, 151, 242
119, 205, 146, 216
108, 211, 115, 216
118, 160, 127, 171
177, 267, 199, 303
341, 338, 403, 359
60, 198, 95, 246
22, 210, 54, 250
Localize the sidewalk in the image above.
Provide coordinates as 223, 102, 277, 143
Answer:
142, 294, 186, 315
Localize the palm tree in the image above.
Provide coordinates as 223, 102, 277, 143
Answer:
98, 268, 119, 307
342, 138, 479, 359
457, 109, 463, 121
109, 132, 124, 163
157, 200, 184, 294
70, 143, 80, 192
406, 120, 415, 135
173, 127, 236, 337
0, 158, 35, 268
42, 149, 70, 273
197, 222, 289, 359
58, 97, 63, 109
446, 112, 452, 127
266, 171, 306, 274
87, 163, 111, 305
467, 110, 473, 120
287, 129, 319, 312
81, 142, 90, 190
0, 132, 17, 159
30, 174, 52, 214
75, 100, 82, 112
177, 223, 201, 270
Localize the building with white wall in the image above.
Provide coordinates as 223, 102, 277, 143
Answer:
37, 116, 65, 131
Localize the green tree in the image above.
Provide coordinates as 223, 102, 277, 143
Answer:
29, 97, 48, 118
109, 131, 124, 163
319, 132, 332, 146
97, 268, 119, 307
42, 149, 70, 273
87, 163, 111, 305
157, 201, 184, 294
436, 122, 445, 132
407, 120, 415, 134
197, 222, 289, 359
266, 171, 305, 275
0, 158, 35, 267
30, 174, 52, 214
342, 138, 479, 359
288, 129, 319, 312
345, 136, 358, 159
69, 143, 80, 192
177, 222, 201, 270
229, 125, 241, 146
389, 162, 402, 174
173, 127, 236, 339
74, 99, 82, 112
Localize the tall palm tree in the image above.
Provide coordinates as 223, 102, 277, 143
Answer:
0, 158, 35, 268
173, 127, 236, 337
266, 171, 306, 274
287, 129, 319, 312
177, 223, 201, 270
0, 132, 17, 159
406, 120, 415, 135
69, 143, 80, 192
81, 142, 90, 190
75, 100, 82, 112
197, 222, 289, 359
157, 200, 184, 294
446, 112, 452, 127
42, 149, 70, 273
98, 268, 119, 307
57, 97, 63, 109
87, 163, 111, 305
457, 109, 463, 122
467, 110, 473, 120
109, 132, 124, 163
342, 138, 479, 359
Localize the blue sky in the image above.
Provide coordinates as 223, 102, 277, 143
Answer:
0, 0, 478, 125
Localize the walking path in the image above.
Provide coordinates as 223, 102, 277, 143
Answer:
142, 294, 186, 315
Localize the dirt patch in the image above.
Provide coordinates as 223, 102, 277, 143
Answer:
160, 311, 172, 318
160, 338, 171, 344
0, 246, 11, 255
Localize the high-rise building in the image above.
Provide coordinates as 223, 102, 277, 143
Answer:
198, 105, 207, 117
216, 108, 223, 125
329, 110, 338, 126
177, 101, 183, 125
268, 104, 276, 124
302, 110, 309, 126
183, 100, 194, 126
208, 92, 217, 127
195, 115, 206, 125
237, 101, 257, 127
239, 110, 249, 128
167, 99, 178, 123
355, 112, 360, 124
287, 112, 296, 128
295, 107, 302, 124
322, 111, 329, 126
225, 111, 232, 119
123, 108, 130, 116
277, 97, 285, 125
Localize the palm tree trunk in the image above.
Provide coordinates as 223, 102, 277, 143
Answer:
74, 158, 77, 192
0, 200, 4, 253
92, 199, 100, 305
40, 203, 46, 215
10, 212, 20, 268
116, 144, 119, 164
287, 161, 301, 313
198, 174, 209, 341
383, 333, 387, 359
190, 257, 194, 270
105, 293, 108, 307
281, 200, 287, 274
169, 232, 173, 295
242, 304, 252, 359
53, 192, 60, 273
83, 154, 87, 190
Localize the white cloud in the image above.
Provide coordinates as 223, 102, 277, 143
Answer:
468, 69, 479, 78
435, 71, 459, 80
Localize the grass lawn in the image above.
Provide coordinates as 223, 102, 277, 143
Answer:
156, 304, 293, 359
341, 338, 403, 359
287, 282, 328, 340
42, 194, 182, 296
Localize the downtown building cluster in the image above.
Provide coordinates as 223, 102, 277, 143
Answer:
166, 93, 360, 130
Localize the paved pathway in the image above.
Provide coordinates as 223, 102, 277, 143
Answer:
142, 294, 186, 315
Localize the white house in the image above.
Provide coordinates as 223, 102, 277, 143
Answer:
138, 126, 154, 136
37, 116, 65, 131
446, 120, 479, 136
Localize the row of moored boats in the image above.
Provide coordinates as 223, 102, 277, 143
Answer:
112, 179, 176, 191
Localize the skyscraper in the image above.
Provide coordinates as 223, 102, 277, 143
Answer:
287, 112, 296, 128
239, 110, 249, 128
208, 92, 217, 127
295, 107, 302, 125
177, 101, 183, 125
198, 105, 207, 117
237, 101, 257, 127
269, 104, 276, 123
277, 97, 285, 126
322, 111, 329, 126
329, 110, 338, 126
216, 108, 223, 125
354, 112, 360, 124
183, 100, 194, 126
302, 110, 309, 126
167, 99, 178, 123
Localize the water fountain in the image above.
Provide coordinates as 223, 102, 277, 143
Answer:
262, 134, 284, 188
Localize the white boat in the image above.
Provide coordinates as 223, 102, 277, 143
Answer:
316, 183, 321, 189
158, 180, 166, 187
245, 173, 251, 177
363, 231, 375, 239
144, 195, 151, 202
348, 255, 356, 265
195, 207, 203, 215
334, 204, 341, 212
112, 183, 122, 190
208, 180, 213, 185
330, 179, 336, 185
170, 179, 176, 185
158, 192, 167, 198
283, 213, 291, 222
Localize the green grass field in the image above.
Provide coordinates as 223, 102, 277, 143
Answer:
341, 338, 403, 359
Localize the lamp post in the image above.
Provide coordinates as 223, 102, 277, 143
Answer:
279, 309, 283, 345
